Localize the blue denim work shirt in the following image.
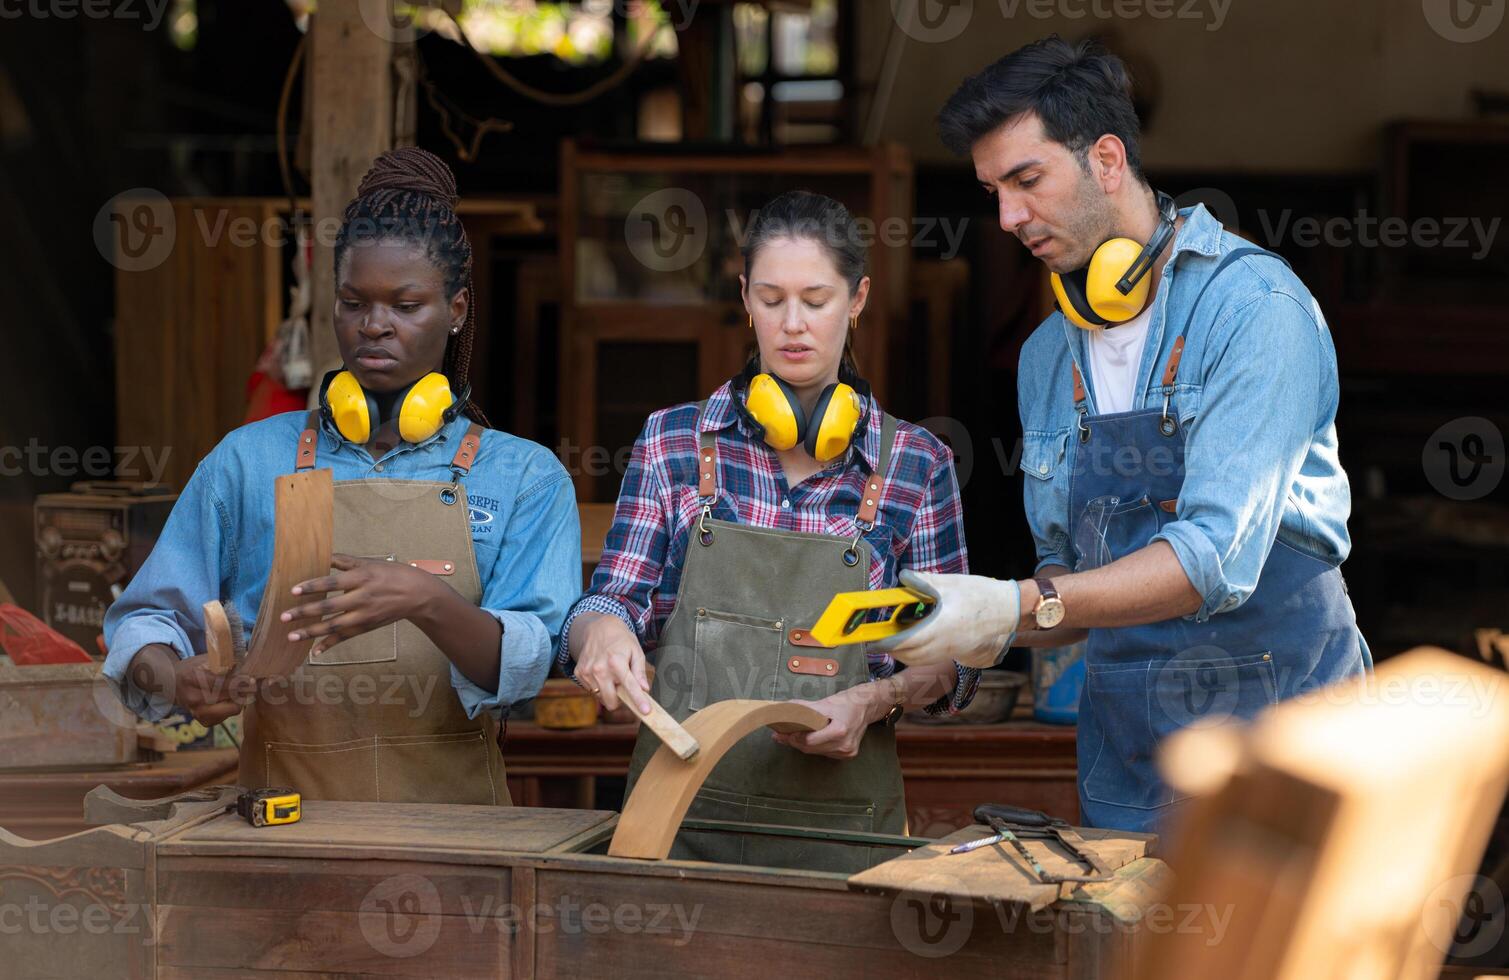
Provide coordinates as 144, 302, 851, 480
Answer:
102, 410, 582, 721
1017, 204, 1355, 622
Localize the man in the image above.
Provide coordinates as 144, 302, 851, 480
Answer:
878, 36, 1370, 833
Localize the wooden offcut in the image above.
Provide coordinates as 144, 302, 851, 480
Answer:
613, 680, 701, 761
608, 699, 826, 860
1131, 646, 1509, 980
240, 469, 334, 679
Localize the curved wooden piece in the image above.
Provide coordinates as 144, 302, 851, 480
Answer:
607, 699, 828, 860
240, 469, 334, 679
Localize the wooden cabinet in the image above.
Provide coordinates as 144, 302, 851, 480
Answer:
558, 141, 914, 500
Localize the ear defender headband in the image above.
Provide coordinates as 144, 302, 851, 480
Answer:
734, 361, 866, 464
319, 369, 468, 444
1051, 190, 1179, 331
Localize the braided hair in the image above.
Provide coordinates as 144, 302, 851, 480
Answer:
333, 147, 487, 425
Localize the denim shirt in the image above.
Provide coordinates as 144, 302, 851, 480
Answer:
1017, 204, 1354, 622
102, 410, 582, 721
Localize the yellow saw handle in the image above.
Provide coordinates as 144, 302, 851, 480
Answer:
807, 587, 936, 647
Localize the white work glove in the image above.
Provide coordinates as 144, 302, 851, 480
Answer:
872, 570, 1020, 669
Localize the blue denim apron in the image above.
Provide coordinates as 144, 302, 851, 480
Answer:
1066, 247, 1370, 833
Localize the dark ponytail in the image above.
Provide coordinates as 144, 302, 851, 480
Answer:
333, 147, 487, 425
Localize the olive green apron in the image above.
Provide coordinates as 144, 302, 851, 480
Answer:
239, 413, 510, 805
624, 405, 907, 872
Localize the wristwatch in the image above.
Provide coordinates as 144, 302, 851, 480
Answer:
1032, 577, 1066, 630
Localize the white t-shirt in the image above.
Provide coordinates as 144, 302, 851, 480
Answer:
1086, 304, 1153, 415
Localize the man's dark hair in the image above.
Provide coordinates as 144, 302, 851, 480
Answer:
936, 35, 1144, 180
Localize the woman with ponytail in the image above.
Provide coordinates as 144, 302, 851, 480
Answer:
103, 148, 580, 804
561, 191, 978, 870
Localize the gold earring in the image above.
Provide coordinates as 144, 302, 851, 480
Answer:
850, 315, 859, 332
747, 314, 753, 329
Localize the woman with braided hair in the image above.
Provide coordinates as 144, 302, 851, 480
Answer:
103, 148, 581, 804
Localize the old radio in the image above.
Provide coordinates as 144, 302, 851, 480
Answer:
34, 481, 177, 651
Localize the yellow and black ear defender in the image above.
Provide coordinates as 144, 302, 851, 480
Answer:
740, 367, 864, 463
319, 370, 467, 444
1050, 190, 1178, 331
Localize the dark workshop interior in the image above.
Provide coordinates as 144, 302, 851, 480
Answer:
1, 2, 1508, 977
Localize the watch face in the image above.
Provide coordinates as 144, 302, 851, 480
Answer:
1036, 598, 1066, 629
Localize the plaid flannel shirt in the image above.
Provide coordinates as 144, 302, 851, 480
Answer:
558, 382, 979, 715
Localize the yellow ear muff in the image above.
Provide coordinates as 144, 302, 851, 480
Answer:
1081, 237, 1152, 324
396, 372, 455, 444
805, 383, 862, 463
745, 373, 804, 451
325, 370, 376, 444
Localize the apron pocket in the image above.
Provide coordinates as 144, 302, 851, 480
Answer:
1084, 651, 1278, 811
308, 623, 400, 666
263, 736, 379, 802
378, 730, 500, 805
690, 608, 785, 711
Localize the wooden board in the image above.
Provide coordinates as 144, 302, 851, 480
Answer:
849, 824, 1157, 912
608, 699, 827, 860
240, 469, 333, 679
1131, 647, 1509, 980
162, 800, 618, 862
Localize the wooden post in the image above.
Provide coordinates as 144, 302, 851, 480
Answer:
307, 0, 395, 396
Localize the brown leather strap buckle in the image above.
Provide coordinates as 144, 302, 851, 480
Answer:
295, 410, 320, 471
1071, 361, 1086, 405
697, 444, 717, 501
451, 424, 483, 474
856, 473, 883, 527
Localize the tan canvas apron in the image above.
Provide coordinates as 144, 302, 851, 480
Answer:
623, 405, 908, 872
239, 412, 510, 805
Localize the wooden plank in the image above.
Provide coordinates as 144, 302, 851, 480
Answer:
240, 469, 334, 680
608, 700, 827, 860
166, 802, 617, 858
530, 867, 1067, 979
848, 825, 1154, 913
1131, 647, 1509, 980
611, 684, 699, 762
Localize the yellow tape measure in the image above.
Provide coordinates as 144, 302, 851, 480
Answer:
808, 587, 936, 647
236, 788, 302, 827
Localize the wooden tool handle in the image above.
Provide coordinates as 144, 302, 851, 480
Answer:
202, 600, 236, 676
614, 682, 700, 762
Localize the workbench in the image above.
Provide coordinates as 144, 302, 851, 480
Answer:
503, 717, 1079, 836
0, 789, 1167, 979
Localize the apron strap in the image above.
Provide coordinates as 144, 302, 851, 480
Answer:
450, 423, 483, 476
855, 413, 898, 528
695, 400, 717, 502
1071, 362, 1086, 407
1164, 245, 1291, 390
295, 410, 319, 471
